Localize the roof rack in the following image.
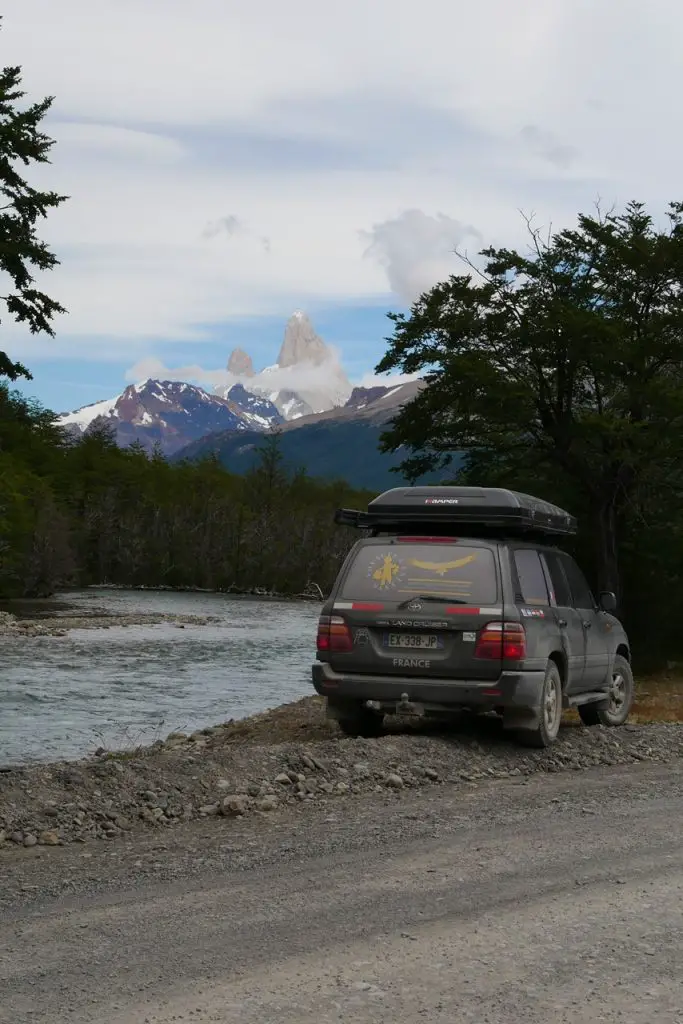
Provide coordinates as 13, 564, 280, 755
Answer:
334, 486, 577, 537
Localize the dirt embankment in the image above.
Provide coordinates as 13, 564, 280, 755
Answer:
2, 696, 683, 853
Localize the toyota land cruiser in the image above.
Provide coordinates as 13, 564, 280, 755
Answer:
311, 486, 633, 748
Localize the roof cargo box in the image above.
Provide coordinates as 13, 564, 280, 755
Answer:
334, 486, 577, 537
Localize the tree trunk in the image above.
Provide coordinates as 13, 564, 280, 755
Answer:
592, 497, 620, 603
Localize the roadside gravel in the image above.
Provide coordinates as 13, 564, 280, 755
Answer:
2, 695, 682, 855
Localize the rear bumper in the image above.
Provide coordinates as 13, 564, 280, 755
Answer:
311, 660, 545, 712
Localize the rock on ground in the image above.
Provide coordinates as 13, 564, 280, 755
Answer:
1, 697, 683, 851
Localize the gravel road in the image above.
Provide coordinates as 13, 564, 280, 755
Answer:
1, 760, 682, 1023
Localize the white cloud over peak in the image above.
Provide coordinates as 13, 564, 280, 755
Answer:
2, 0, 683, 368
362, 210, 481, 304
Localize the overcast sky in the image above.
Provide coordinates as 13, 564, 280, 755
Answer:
3, 0, 682, 410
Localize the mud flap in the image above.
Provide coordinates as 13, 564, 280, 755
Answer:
502, 706, 542, 732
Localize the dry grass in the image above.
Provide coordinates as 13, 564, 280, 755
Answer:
631, 672, 683, 723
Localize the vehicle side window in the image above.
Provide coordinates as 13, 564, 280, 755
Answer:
512, 549, 550, 606
541, 550, 573, 607
560, 556, 595, 610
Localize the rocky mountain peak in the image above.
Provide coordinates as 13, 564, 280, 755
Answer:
276, 310, 330, 368
227, 348, 254, 377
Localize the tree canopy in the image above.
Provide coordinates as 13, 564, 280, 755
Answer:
0, 17, 68, 381
377, 201, 683, 610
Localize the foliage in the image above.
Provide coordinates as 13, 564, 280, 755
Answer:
0, 17, 68, 381
0, 384, 365, 599
377, 202, 683, 664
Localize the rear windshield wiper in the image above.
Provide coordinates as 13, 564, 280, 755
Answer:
397, 595, 468, 609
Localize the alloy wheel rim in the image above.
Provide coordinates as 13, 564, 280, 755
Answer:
544, 678, 560, 734
609, 672, 627, 714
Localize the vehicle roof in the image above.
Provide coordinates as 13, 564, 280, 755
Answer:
335, 485, 577, 539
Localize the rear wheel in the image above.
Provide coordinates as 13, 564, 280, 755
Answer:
335, 706, 385, 738
517, 660, 563, 749
578, 655, 634, 727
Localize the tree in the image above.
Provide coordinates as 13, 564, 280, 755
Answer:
376, 202, 683, 600
0, 17, 68, 381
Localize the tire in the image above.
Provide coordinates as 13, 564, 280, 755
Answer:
578, 655, 634, 727
336, 707, 385, 738
517, 660, 563, 749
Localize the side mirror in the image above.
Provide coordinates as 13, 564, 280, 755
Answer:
599, 591, 617, 614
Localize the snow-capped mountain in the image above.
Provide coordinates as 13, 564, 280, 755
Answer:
57, 379, 282, 455
215, 311, 352, 419
172, 378, 429, 488
56, 312, 412, 459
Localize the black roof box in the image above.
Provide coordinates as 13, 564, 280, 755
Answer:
334, 486, 577, 537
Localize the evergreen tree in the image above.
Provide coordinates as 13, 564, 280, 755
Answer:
0, 17, 68, 381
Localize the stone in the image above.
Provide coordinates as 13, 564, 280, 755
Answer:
385, 773, 404, 789
353, 763, 372, 779
247, 782, 261, 798
221, 796, 247, 817
39, 830, 60, 846
115, 816, 132, 831
199, 803, 220, 817
275, 773, 292, 786
23, 833, 38, 848
424, 768, 439, 781
215, 779, 234, 792
301, 755, 316, 771
9, 831, 24, 845
256, 796, 279, 813
0, 830, 5, 844
227, 347, 255, 376
335, 782, 349, 795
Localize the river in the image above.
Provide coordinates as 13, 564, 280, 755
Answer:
0, 588, 321, 768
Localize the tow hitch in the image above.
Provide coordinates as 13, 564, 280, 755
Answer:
397, 692, 423, 716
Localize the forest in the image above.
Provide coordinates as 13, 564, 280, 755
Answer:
0, 385, 366, 600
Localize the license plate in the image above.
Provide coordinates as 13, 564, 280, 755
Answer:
383, 633, 443, 650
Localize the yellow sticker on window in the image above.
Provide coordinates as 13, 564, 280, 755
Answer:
407, 553, 477, 576
367, 553, 404, 590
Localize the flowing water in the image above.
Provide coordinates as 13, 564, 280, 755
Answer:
0, 589, 321, 768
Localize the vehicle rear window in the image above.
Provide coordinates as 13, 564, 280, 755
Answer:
340, 542, 498, 604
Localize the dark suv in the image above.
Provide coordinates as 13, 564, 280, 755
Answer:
311, 486, 633, 748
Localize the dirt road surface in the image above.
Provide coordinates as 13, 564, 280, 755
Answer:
2, 761, 682, 1023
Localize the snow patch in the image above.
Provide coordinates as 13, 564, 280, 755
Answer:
58, 396, 118, 429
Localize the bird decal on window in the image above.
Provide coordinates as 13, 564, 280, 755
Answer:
407, 554, 477, 576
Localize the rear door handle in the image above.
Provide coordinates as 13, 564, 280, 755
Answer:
583, 621, 592, 629
558, 618, 567, 628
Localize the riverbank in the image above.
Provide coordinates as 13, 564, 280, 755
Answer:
2, 695, 683, 853
0, 607, 223, 637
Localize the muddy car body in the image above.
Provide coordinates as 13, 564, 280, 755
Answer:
312, 486, 633, 748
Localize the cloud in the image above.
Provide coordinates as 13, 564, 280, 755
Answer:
361, 210, 481, 304
518, 125, 577, 171
124, 354, 419, 396
2, 0, 683, 370
202, 215, 244, 240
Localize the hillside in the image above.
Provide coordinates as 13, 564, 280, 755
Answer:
172, 416, 452, 489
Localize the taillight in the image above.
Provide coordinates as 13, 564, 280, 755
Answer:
474, 621, 526, 661
316, 615, 353, 653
